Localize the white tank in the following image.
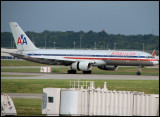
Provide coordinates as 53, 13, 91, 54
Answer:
60, 90, 79, 116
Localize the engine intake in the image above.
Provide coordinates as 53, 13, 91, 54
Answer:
98, 65, 118, 70
71, 62, 92, 71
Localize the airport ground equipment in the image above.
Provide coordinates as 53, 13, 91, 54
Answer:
41, 81, 159, 116
40, 66, 52, 73
1, 94, 17, 116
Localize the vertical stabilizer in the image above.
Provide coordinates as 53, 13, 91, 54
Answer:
9, 22, 38, 51
152, 49, 155, 57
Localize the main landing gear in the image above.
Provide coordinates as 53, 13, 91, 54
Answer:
67, 70, 76, 74
136, 66, 141, 75
67, 70, 92, 74
83, 70, 92, 74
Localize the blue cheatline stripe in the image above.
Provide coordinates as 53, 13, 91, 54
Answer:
27, 53, 146, 58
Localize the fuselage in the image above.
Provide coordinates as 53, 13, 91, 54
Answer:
8, 22, 158, 75
19, 49, 158, 66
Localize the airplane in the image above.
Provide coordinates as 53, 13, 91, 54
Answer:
2, 22, 158, 75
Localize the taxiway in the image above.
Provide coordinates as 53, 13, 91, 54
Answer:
1, 72, 159, 80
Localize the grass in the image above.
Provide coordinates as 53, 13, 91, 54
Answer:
1, 67, 159, 76
1, 79, 159, 94
1, 60, 48, 66
1, 68, 40, 72
12, 98, 42, 116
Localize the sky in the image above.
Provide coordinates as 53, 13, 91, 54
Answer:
1, 1, 159, 35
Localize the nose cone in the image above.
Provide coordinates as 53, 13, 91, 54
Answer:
153, 60, 159, 65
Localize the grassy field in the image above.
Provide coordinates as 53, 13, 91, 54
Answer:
12, 98, 42, 116
1, 60, 48, 66
1, 79, 159, 94
1, 68, 40, 73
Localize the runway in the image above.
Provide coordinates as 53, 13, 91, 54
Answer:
1, 72, 159, 80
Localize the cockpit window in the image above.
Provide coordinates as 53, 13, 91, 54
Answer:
146, 56, 154, 59
149, 56, 154, 58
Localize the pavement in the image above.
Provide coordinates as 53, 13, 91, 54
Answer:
1, 72, 159, 80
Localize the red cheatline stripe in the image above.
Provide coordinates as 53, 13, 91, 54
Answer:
64, 57, 157, 61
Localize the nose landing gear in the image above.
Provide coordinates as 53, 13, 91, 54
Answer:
136, 66, 141, 75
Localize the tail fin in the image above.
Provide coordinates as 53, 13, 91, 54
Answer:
9, 22, 38, 51
152, 49, 155, 57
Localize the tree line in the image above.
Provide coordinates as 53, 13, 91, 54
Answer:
1, 30, 159, 52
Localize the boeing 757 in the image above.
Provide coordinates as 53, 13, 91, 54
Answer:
3, 22, 158, 75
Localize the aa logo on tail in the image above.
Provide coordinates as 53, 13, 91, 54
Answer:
17, 34, 27, 45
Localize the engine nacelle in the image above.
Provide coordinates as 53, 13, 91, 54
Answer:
71, 62, 92, 71
98, 65, 118, 70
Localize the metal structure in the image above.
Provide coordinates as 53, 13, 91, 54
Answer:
40, 66, 52, 73
41, 81, 159, 116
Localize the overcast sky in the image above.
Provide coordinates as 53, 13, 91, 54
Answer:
1, 1, 159, 35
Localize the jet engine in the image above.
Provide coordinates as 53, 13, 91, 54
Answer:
71, 62, 92, 71
98, 65, 118, 70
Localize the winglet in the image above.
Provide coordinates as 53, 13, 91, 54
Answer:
152, 49, 155, 57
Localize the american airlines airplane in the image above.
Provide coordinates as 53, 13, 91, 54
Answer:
3, 22, 158, 75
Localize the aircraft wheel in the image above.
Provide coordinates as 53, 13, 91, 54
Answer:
83, 70, 92, 74
68, 70, 76, 74
136, 71, 141, 75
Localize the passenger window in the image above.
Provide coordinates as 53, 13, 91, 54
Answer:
148, 56, 153, 59
48, 97, 54, 103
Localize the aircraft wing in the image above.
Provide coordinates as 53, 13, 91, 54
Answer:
2, 51, 25, 59
1, 51, 77, 66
